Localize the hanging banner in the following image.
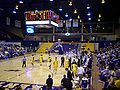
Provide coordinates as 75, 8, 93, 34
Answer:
6, 17, 10, 25
15, 20, 21, 28
73, 19, 78, 27
58, 20, 63, 27
66, 20, 71, 27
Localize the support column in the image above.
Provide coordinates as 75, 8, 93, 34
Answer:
91, 56, 104, 90
81, 23, 84, 41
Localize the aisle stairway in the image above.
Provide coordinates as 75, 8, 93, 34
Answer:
36, 43, 53, 53
91, 56, 104, 90
81, 43, 95, 51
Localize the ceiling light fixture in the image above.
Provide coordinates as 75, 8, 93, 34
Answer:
65, 13, 68, 17
19, 0, 23, 4
87, 6, 90, 9
80, 19, 82, 22
87, 12, 91, 16
99, 14, 101, 18
69, 1, 72, 6
50, 0, 54, 1
78, 15, 80, 19
15, 5, 19, 9
13, 10, 16, 13
59, 7, 62, 11
74, 9, 77, 14
98, 18, 100, 22
101, 0, 105, 4
87, 4, 90, 9
69, 18, 72, 21
88, 18, 91, 20
90, 27, 92, 30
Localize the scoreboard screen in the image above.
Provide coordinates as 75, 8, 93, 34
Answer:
26, 26, 34, 34
25, 10, 59, 23
25, 10, 59, 35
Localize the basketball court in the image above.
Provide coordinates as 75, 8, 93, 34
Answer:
0, 53, 67, 89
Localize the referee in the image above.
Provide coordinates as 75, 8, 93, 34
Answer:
22, 56, 27, 67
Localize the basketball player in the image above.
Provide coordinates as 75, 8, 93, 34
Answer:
39, 54, 43, 66
31, 54, 35, 66
48, 55, 52, 69
64, 57, 69, 69
72, 60, 78, 78
53, 57, 58, 74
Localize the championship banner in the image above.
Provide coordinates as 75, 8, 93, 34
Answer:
6, 17, 10, 25
15, 20, 21, 28
73, 19, 78, 27
66, 20, 71, 27
58, 20, 63, 27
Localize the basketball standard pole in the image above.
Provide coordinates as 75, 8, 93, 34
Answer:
81, 23, 84, 41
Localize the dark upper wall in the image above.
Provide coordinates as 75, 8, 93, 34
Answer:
0, 9, 25, 39
115, 26, 120, 39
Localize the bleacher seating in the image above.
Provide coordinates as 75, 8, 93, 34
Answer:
96, 42, 120, 90
0, 43, 34, 60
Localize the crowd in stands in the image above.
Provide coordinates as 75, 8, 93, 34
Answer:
96, 43, 120, 90
0, 44, 34, 60
59, 48, 93, 90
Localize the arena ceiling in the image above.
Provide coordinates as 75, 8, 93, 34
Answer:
0, 0, 120, 25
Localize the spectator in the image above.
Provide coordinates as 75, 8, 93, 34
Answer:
65, 68, 73, 81
0, 86, 5, 90
81, 73, 89, 89
0, 44, 33, 60
114, 77, 120, 89
46, 74, 53, 90
65, 79, 73, 90
76, 66, 85, 80
60, 56, 65, 67
61, 75, 67, 89
68, 57, 72, 70
115, 68, 120, 78
96, 42, 120, 90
